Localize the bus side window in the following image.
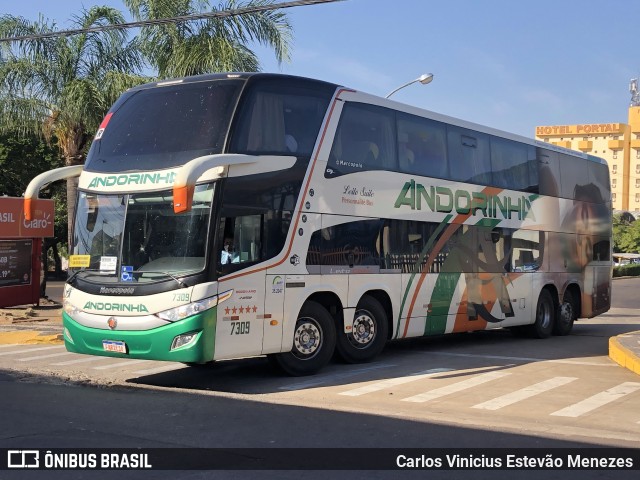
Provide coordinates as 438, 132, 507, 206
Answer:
538, 149, 560, 197
397, 112, 447, 178
328, 102, 396, 175
447, 127, 492, 185
490, 138, 531, 191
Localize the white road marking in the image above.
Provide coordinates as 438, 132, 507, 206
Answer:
52, 356, 106, 366
0, 346, 62, 356
93, 359, 150, 370
402, 371, 511, 403
18, 352, 75, 362
421, 351, 615, 367
551, 382, 640, 417
133, 364, 186, 375
279, 363, 398, 391
339, 368, 453, 397
472, 376, 577, 410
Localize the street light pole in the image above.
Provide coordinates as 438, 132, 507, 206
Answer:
385, 73, 434, 99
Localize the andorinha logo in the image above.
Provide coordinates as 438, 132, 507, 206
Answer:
394, 180, 535, 221
87, 172, 177, 189
83, 301, 149, 313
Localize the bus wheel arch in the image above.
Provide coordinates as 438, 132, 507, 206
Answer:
271, 299, 337, 376
554, 284, 580, 336
335, 290, 391, 364
527, 286, 557, 339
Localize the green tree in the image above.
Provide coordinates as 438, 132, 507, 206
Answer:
0, 7, 148, 244
0, 133, 61, 196
0, 132, 67, 274
613, 213, 640, 253
124, 0, 292, 78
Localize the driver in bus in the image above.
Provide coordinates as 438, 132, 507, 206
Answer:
220, 237, 239, 264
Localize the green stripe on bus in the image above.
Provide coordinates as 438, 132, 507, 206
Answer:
395, 214, 453, 339
424, 216, 502, 336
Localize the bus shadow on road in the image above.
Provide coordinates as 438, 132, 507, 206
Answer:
126, 321, 634, 394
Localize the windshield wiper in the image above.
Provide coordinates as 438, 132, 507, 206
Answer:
67, 269, 112, 285
133, 270, 189, 288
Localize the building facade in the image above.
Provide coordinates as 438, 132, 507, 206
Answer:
535, 105, 640, 212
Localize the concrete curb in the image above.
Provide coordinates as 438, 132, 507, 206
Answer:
608, 333, 640, 376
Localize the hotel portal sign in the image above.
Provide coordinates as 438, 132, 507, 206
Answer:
536, 123, 626, 136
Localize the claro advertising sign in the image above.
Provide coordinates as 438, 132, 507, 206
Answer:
0, 197, 54, 238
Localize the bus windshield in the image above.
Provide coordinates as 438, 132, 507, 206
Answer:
70, 184, 215, 283
84, 79, 243, 172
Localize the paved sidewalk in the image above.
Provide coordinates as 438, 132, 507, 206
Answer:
0, 300, 63, 345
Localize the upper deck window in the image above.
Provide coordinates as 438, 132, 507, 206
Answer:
447, 126, 492, 185
327, 102, 396, 176
397, 112, 447, 178
229, 78, 334, 156
85, 79, 243, 173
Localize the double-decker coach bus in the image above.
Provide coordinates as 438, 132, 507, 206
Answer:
24, 73, 612, 375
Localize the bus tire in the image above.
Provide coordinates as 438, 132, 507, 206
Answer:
271, 301, 336, 376
528, 289, 555, 339
553, 290, 575, 336
336, 295, 388, 363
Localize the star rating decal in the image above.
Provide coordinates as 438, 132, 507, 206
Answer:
224, 305, 260, 317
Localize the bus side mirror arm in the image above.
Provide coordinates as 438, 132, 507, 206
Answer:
23, 165, 84, 221
173, 154, 296, 213
173, 154, 252, 214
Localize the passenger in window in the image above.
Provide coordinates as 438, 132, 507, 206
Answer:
220, 237, 239, 264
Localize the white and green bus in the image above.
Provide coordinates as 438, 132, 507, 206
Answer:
24, 73, 612, 375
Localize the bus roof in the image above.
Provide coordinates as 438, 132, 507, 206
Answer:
125, 72, 605, 166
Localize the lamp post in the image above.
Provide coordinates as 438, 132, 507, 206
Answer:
385, 73, 434, 99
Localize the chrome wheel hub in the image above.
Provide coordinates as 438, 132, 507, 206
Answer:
293, 319, 321, 358
351, 310, 376, 347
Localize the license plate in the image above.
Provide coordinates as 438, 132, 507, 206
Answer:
102, 340, 127, 354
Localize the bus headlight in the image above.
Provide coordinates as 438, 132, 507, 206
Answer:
156, 295, 219, 322
63, 300, 79, 317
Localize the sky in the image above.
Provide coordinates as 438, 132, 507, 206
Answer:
3, 0, 640, 137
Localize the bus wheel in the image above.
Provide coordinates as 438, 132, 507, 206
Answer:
272, 301, 336, 376
336, 296, 388, 363
553, 290, 575, 336
528, 289, 555, 339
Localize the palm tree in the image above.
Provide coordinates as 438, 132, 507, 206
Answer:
0, 7, 148, 245
124, 0, 292, 78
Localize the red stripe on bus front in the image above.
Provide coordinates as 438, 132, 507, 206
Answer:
99, 112, 113, 129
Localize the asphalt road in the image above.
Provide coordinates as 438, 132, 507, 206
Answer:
0, 369, 635, 480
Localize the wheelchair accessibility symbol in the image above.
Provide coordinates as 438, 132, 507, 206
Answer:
121, 266, 134, 282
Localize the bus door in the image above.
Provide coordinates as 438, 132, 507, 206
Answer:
214, 214, 267, 360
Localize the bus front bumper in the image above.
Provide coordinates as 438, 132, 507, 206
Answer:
62, 308, 217, 363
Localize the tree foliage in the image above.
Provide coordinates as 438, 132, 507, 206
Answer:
0, 133, 68, 273
0, 133, 61, 196
0, 7, 149, 244
124, 0, 292, 78
0, 1, 294, 256
613, 213, 640, 253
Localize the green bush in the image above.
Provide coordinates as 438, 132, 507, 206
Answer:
613, 264, 640, 277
